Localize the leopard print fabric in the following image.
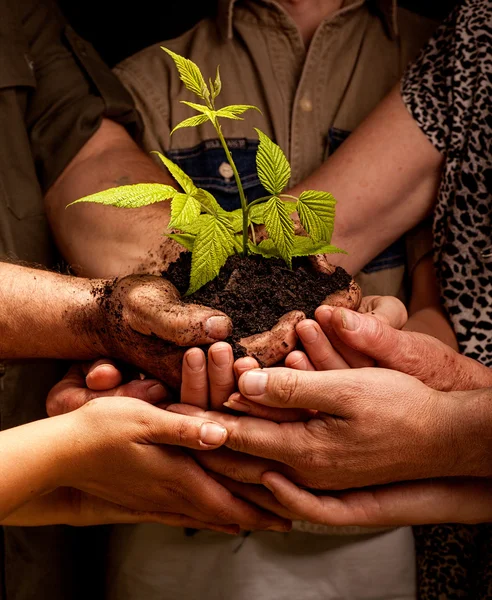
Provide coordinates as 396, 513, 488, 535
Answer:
401, 2, 492, 597
401, 0, 492, 367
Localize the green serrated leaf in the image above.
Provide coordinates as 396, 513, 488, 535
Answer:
297, 190, 336, 243
171, 114, 210, 135
248, 239, 281, 258
249, 200, 297, 225
187, 215, 236, 294
169, 193, 201, 228
177, 214, 211, 235
152, 151, 196, 195
212, 65, 221, 100
216, 105, 261, 121
263, 195, 295, 267
67, 183, 177, 209
233, 234, 244, 252
161, 47, 210, 102
291, 236, 347, 257
180, 100, 213, 116
194, 188, 226, 216
254, 128, 291, 196
165, 233, 196, 251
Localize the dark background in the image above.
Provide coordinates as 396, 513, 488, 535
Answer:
57, 0, 460, 67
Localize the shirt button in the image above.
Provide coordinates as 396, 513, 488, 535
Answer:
219, 162, 234, 180
300, 97, 313, 112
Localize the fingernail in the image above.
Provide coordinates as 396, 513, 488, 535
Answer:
200, 423, 227, 446
211, 345, 231, 367
206, 316, 231, 340
147, 384, 166, 403
267, 523, 291, 532
297, 323, 318, 343
186, 351, 203, 372
242, 370, 268, 396
223, 399, 251, 413
340, 309, 360, 331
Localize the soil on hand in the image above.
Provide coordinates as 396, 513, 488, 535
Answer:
164, 253, 352, 354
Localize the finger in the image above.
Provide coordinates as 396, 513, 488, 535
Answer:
327, 308, 492, 391
233, 357, 260, 380
261, 473, 492, 527
143, 405, 230, 450
238, 311, 305, 367
315, 306, 375, 368
358, 295, 408, 329
209, 473, 297, 520
122, 276, 232, 345
284, 351, 315, 371
295, 319, 349, 370
181, 348, 208, 408
224, 392, 313, 422
322, 279, 362, 311
208, 342, 236, 410
85, 359, 122, 390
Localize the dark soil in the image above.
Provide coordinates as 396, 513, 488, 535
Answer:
164, 253, 352, 354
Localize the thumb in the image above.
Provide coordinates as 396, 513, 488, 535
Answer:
146, 407, 229, 450
329, 308, 492, 391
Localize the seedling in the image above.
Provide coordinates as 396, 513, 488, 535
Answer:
70, 48, 345, 294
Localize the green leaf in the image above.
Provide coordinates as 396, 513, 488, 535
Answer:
165, 233, 196, 251
254, 128, 291, 195
248, 239, 281, 258
211, 65, 221, 100
194, 188, 226, 216
177, 214, 211, 235
297, 190, 336, 243
227, 208, 247, 232
216, 104, 261, 121
180, 100, 213, 115
263, 195, 295, 267
187, 215, 236, 294
169, 193, 202, 228
170, 114, 210, 135
249, 200, 297, 224
291, 236, 347, 257
152, 151, 196, 194
161, 47, 210, 102
233, 234, 244, 252
67, 183, 177, 209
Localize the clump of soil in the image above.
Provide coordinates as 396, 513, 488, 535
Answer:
164, 253, 352, 354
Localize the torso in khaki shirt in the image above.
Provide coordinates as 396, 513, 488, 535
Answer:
115, 0, 437, 298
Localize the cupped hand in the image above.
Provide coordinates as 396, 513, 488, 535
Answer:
289, 305, 492, 391
171, 366, 490, 489
285, 295, 407, 371
57, 396, 290, 532
93, 275, 232, 388
47, 359, 170, 416
260, 475, 492, 527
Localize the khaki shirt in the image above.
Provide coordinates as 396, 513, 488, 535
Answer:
115, 0, 437, 299
0, 0, 136, 598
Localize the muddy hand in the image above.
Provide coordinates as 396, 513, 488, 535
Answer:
94, 275, 232, 388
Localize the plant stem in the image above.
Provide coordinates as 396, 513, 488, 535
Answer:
214, 121, 249, 256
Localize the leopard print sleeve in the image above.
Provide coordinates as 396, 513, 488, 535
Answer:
400, 0, 492, 366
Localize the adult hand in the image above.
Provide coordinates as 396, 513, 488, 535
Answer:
259, 475, 492, 527
285, 296, 407, 371
289, 306, 492, 390
47, 359, 170, 416
56, 396, 290, 531
93, 274, 232, 388
170, 368, 492, 489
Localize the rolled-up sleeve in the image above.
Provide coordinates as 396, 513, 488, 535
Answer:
22, 0, 140, 191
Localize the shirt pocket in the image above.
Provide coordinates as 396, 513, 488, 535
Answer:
167, 138, 269, 211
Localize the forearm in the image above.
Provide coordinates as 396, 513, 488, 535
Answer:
405, 306, 458, 350
45, 119, 181, 278
0, 417, 71, 522
0, 262, 106, 359
288, 87, 443, 273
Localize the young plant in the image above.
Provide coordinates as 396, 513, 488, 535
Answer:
70, 48, 345, 294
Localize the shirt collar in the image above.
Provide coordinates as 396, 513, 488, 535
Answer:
217, 0, 398, 41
